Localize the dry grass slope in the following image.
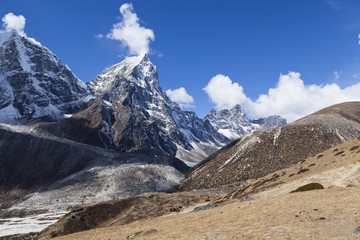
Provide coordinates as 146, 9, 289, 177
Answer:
37, 135, 360, 239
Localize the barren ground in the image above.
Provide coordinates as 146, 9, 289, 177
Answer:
44, 136, 360, 239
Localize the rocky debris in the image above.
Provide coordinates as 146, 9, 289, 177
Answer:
242, 196, 254, 202
126, 229, 158, 239
126, 231, 142, 239
0, 123, 189, 212
193, 204, 219, 212
169, 206, 183, 212
0, 232, 37, 240
179, 102, 360, 190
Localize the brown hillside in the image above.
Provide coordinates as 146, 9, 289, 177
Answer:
179, 102, 360, 190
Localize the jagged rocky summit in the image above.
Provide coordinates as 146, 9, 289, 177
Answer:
0, 31, 89, 123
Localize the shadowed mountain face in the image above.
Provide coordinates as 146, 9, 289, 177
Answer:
0, 124, 189, 190
0, 123, 189, 211
179, 102, 360, 191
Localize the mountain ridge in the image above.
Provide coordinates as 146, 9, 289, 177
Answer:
34, 53, 285, 163
179, 101, 360, 190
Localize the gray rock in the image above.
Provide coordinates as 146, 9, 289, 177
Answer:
354, 226, 360, 234
193, 204, 219, 212
242, 196, 254, 202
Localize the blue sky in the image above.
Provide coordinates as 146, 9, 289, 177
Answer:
2, 0, 360, 121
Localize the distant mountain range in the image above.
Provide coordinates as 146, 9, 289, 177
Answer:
0, 31, 286, 164
0, 31, 285, 214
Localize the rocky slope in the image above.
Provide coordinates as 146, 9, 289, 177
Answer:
179, 101, 360, 190
0, 32, 90, 123
0, 123, 188, 213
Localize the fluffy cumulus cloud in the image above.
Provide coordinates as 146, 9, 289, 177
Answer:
166, 87, 195, 109
203, 74, 249, 110
2, 13, 25, 34
1, 12, 41, 45
107, 3, 155, 55
204, 72, 360, 122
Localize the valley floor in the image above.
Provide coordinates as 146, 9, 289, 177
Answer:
52, 187, 360, 240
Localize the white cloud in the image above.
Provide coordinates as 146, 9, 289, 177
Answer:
166, 87, 195, 109
334, 71, 340, 80
203, 74, 249, 110
95, 34, 103, 39
107, 3, 155, 56
358, 33, 360, 45
1, 13, 41, 46
2, 13, 25, 35
353, 73, 360, 79
204, 72, 360, 122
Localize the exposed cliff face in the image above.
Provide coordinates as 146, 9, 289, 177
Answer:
179, 102, 360, 190
0, 32, 89, 123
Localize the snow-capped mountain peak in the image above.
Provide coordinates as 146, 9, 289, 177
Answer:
0, 31, 90, 123
83, 55, 286, 163
88, 53, 159, 96
205, 104, 286, 140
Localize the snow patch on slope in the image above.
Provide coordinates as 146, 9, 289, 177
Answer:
0, 212, 67, 237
